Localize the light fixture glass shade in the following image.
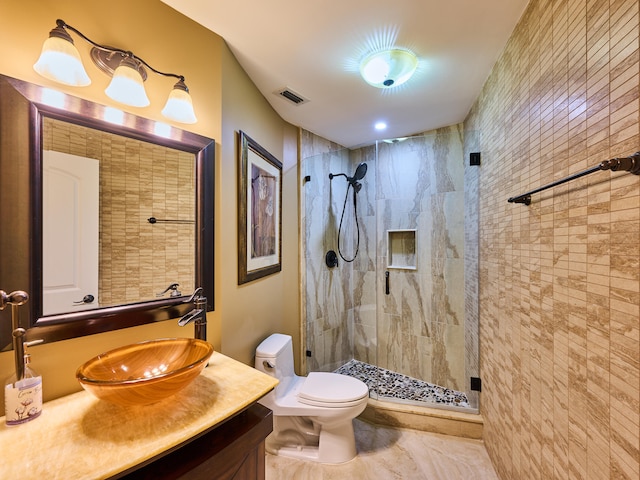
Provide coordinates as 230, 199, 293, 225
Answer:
33, 35, 91, 87
105, 57, 150, 107
360, 49, 418, 88
161, 81, 197, 124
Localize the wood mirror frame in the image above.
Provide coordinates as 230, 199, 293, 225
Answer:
0, 74, 214, 350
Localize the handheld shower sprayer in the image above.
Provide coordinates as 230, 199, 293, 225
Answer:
328, 162, 368, 263
351, 162, 368, 181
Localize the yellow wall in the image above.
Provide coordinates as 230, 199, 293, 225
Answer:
0, 0, 298, 405
219, 43, 301, 368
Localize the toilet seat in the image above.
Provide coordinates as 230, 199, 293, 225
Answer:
297, 372, 369, 408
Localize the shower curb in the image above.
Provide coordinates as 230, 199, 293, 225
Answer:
359, 398, 484, 439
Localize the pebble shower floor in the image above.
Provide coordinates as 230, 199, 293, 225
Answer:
335, 360, 469, 408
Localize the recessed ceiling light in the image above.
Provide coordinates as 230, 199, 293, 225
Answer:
360, 48, 418, 88
375, 122, 387, 130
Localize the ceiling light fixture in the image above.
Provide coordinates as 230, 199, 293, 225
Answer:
33, 19, 197, 124
360, 48, 418, 89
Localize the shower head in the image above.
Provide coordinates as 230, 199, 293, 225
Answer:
351, 162, 367, 182
328, 162, 368, 188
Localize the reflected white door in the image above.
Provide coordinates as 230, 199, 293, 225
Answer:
43, 150, 99, 315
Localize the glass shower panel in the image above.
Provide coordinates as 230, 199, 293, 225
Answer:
374, 129, 471, 409
301, 126, 478, 411
301, 145, 362, 374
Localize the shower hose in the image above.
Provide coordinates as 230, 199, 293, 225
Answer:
337, 183, 360, 262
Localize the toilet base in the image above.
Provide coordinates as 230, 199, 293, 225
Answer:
266, 415, 358, 464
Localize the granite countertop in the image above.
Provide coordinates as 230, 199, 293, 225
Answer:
0, 351, 278, 479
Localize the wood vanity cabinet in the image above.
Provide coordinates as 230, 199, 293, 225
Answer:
114, 403, 273, 480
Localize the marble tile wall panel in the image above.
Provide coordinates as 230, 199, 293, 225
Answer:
353, 269, 378, 365
350, 145, 377, 367
464, 0, 640, 478
300, 130, 353, 372
43, 118, 195, 308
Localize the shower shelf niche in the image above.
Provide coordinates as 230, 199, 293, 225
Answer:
387, 229, 417, 270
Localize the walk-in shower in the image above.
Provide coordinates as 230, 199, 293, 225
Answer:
301, 126, 478, 413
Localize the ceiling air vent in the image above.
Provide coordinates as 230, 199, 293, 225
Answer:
275, 87, 309, 106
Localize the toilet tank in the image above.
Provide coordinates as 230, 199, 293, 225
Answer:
255, 333, 295, 397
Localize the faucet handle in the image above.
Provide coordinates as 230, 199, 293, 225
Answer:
184, 287, 204, 304
157, 283, 181, 298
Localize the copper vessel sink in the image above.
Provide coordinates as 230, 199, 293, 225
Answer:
76, 338, 213, 406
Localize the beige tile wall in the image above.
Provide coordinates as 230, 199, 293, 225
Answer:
43, 118, 195, 307
464, 0, 639, 478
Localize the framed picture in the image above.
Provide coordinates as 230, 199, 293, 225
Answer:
237, 131, 282, 284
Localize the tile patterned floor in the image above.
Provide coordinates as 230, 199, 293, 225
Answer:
266, 418, 498, 479
335, 360, 470, 408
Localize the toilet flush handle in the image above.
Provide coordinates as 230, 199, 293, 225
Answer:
263, 360, 275, 370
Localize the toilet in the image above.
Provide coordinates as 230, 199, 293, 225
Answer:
254, 333, 369, 464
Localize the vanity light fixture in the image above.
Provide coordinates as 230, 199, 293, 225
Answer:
360, 48, 418, 89
33, 19, 197, 124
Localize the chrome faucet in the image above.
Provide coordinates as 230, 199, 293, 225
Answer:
178, 287, 207, 341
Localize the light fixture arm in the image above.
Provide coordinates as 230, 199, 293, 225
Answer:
55, 19, 185, 83
54, 19, 99, 50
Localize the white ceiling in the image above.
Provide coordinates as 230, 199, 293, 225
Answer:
161, 0, 529, 148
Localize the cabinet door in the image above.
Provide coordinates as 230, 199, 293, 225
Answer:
115, 404, 273, 480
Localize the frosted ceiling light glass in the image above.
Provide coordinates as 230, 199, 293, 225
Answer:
360, 49, 418, 88
105, 57, 150, 107
33, 26, 90, 87
162, 80, 197, 124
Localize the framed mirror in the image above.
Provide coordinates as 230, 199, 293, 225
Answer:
0, 74, 214, 350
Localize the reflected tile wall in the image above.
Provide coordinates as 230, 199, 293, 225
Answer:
43, 118, 195, 307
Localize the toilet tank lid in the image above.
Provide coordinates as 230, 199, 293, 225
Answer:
256, 333, 292, 357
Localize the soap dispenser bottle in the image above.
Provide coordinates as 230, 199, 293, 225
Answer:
4, 328, 43, 426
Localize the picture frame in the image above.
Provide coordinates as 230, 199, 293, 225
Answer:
237, 131, 282, 284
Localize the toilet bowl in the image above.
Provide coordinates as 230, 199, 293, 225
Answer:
255, 333, 369, 464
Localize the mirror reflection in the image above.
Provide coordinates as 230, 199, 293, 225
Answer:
42, 118, 195, 315
0, 74, 214, 351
